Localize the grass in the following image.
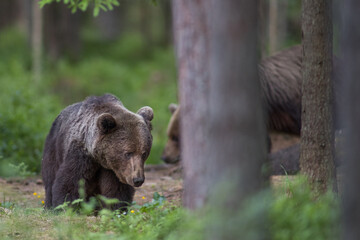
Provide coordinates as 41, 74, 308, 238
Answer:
0, 176, 340, 240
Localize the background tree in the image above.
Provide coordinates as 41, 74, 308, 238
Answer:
43, 2, 83, 61
0, 0, 22, 30
300, 0, 336, 194
340, 0, 360, 239
173, 0, 267, 210
32, 0, 42, 82
268, 0, 288, 54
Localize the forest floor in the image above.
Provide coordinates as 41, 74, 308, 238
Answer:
0, 132, 298, 208
0, 164, 184, 209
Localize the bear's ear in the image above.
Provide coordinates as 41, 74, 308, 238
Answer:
137, 106, 154, 122
168, 103, 178, 115
97, 113, 117, 134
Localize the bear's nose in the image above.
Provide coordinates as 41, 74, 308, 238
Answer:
133, 177, 144, 187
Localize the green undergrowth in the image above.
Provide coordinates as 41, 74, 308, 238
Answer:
0, 28, 61, 175
0, 27, 177, 176
269, 176, 340, 240
0, 176, 340, 240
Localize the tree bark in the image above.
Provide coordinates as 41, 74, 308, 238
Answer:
340, 0, 360, 239
300, 0, 336, 194
43, 2, 82, 61
258, 0, 268, 57
0, 0, 22, 30
173, 0, 267, 210
268, 0, 287, 54
95, 6, 126, 41
32, 0, 42, 82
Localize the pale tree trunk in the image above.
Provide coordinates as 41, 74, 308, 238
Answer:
172, 0, 211, 209
340, 0, 360, 239
300, 0, 336, 194
268, 0, 287, 54
32, 0, 42, 83
173, 0, 267, 212
258, 0, 268, 57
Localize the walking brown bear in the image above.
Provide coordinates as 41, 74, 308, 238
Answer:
42, 94, 153, 210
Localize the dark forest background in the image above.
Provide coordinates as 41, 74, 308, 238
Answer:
0, 0, 301, 176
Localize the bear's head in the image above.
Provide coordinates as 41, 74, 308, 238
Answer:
161, 104, 181, 164
93, 106, 153, 187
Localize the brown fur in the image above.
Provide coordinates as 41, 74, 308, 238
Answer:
259, 45, 302, 134
42, 94, 153, 209
161, 105, 180, 164
162, 45, 303, 165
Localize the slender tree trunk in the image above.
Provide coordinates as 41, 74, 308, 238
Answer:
268, 0, 278, 54
173, 0, 266, 210
0, 0, 21, 30
160, 0, 172, 46
258, 0, 268, 57
300, 0, 336, 194
172, 0, 211, 209
268, 0, 287, 54
32, 0, 42, 82
95, 6, 126, 41
340, 0, 360, 239
43, 2, 82, 61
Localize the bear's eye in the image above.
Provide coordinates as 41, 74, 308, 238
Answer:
141, 152, 147, 160
125, 152, 134, 160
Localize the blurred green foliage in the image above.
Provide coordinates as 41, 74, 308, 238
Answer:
39, 0, 121, 16
0, 29, 62, 176
0, 26, 177, 176
270, 176, 340, 240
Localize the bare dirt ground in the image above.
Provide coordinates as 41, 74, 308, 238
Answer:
0, 133, 297, 207
0, 165, 183, 208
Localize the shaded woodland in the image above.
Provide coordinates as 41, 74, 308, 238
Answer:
1, 0, 359, 239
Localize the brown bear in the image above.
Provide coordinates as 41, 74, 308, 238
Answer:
41, 94, 153, 210
162, 46, 303, 165
161, 46, 305, 175
161, 104, 301, 174
161, 104, 180, 164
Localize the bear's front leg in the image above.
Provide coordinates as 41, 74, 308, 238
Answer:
51, 146, 100, 209
51, 163, 82, 208
98, 168, 135, 211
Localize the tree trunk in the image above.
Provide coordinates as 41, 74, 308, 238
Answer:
173, 0, 267, 210
32, 0, 42, 82
300, 0, 336, 194
160, 0, 172, 46
340, 0, 360, 239
43, 2, 82, 61
268, 0, 287, 54
95, 7, 125, 41
258, 0, 268, 57
0, 0, 22, 30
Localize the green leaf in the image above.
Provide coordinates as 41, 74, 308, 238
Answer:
98, 195, 120, 205
54, 201, 70, 211
71, 199, 84, 205
93, 7, 100, 17
153, 192, 160, 200
112, 0, 120, 6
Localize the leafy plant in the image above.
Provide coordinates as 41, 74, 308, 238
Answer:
39, 0, 158, 16
270, 176, 340, 240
